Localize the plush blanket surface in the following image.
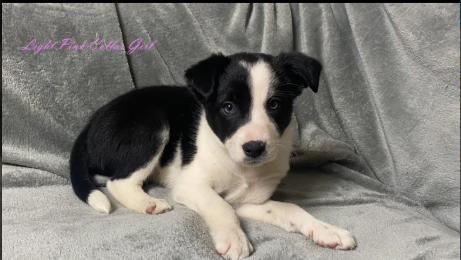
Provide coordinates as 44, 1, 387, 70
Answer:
2, 3, 460, 260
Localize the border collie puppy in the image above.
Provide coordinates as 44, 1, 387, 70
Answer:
70, 52, 356, 259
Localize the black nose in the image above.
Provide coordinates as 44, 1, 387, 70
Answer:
242, 141, 266, 158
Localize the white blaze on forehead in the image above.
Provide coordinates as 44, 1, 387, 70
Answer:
244, 61, 274, 104
239, 60, 277, 142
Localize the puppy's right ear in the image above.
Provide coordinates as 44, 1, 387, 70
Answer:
185, 53, 230, 103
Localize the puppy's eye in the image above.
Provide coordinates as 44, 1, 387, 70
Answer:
222, 102, 234, 114
268, 99, 280, 111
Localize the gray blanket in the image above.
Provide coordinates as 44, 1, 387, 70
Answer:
2, 3, 460, 260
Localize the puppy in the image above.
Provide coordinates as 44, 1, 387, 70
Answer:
70, 52, 356, 259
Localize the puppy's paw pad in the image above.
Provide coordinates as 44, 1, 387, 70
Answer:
306, 224, 356, 250
146, 205, 156, 214
140, 198, 172, 215
213, 228, 253, 260
152, 199, 172, 213
334, 230, 356, 250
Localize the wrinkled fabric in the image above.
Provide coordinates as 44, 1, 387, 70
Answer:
2, 3, 460, 260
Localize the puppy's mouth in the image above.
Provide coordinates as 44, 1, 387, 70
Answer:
243, 155, 267, 166
242, 150, 277, 166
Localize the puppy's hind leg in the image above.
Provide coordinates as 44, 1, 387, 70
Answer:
107, 152, 172, 215
107, 132, 172, 215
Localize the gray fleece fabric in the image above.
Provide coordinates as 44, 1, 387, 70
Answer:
2, 3, 460, 260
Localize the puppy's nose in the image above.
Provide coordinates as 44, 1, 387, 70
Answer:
242, 141, 266, 158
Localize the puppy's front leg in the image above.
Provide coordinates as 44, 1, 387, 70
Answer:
236, 200, 356, 250
173, 184, 253, 260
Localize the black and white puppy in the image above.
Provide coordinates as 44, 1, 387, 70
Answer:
70, 52, 356, 259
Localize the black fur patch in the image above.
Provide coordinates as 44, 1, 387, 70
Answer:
186, 56, 253, 142
79, 86, 201, 181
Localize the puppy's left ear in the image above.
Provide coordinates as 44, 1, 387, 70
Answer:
274, 52, 322, 93
185, 53, 231, 103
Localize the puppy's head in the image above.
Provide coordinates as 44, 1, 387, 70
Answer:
185, 52, 321, 166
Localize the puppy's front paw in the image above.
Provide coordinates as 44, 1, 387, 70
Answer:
212, 227, 253, 260
303, 222, 356, 250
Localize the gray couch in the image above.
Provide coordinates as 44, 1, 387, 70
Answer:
2, 3, 460, 260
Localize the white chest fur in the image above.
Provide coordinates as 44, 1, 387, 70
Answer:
155, 113, 292, 205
